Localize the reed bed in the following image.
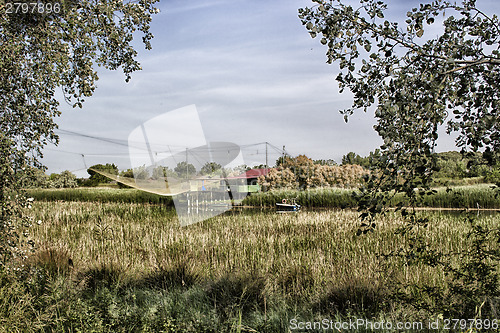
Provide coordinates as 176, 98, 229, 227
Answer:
243, 184, 500, 209
26, 187, 174, 205
27, 184, 499, 209
1, 200, 495, 332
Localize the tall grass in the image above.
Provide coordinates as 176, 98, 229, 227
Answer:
27, 184, 499, 209
27, 187, 174, 205
418, 184, 500, 208
243, 187, 358, 208
244, 184, 500, 209
1, 200, 497, 332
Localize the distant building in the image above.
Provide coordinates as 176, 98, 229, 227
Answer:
225, 168, 271, 193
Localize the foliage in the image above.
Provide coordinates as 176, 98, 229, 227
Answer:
115, 166, 173, 188
484, 168, 500, 185
259, 167, 298, 191
200, 162, 222, 176
429, 150, 500, 185
0, 136, 35, 270
47, 170, 78, 188
19, 167, 49, 188
0, 0, 159, 271
299, 0, 500, 208
116, 168, 134, 189
151, 165, 176, 180
22, 169, 79, 189
1, 0, 159, 183
433, 151, 468, 180
275, 154, 291, 167
299, 0, 500, 318
341, 149, 380, 168
313, 158, 337, 166
259, 154, 368, 190
87, 163, 118, 186
342, 151, 366, 167
132, 165, 149, 180
299, 0, 499, 157
174, 162, 196, 178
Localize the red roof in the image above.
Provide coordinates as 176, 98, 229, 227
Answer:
229, 168, 271, 179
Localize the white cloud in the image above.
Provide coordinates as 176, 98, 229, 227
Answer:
43, 0, 496, 176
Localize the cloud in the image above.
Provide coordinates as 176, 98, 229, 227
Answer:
44, 0, 492, 176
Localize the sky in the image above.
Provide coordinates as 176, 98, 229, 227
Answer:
41, 0, 500, 177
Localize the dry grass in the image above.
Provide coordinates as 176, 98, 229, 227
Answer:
28, 201, 499, 317
0, 200, 493, 331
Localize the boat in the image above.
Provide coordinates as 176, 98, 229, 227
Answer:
276, 198, 301, 212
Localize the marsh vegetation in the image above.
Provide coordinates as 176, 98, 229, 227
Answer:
1, 198, 497, 332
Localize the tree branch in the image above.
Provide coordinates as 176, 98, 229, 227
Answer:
442, 58, 500, 74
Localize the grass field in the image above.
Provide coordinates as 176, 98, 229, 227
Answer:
0, 198, 498, 332
27, 183, 500, 209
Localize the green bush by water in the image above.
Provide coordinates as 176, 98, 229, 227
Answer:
27, 187, 173, 205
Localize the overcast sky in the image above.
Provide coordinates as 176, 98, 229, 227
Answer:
41, 0, 500, 177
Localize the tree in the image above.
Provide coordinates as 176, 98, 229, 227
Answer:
48, 170, 78, 188
299, 0, 499, 181
19, 167, 49, 188
433, 151, 468, 181
87, 163, 118, 186
275, 155, 291, 167
313, 158, 336, 166
259, 154, 367, 190
0, 0, 158, 268
299, 0, 500, 218
200, 162, 222, 176
117, 168, 134, 188
174, 162, 196, 178
299, 0, 500, 317
341, 150, 381, 168
341, 152, 367, 166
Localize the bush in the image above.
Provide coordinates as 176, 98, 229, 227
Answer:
259, 155, 368, 191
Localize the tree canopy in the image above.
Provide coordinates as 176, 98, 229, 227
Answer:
174, 162, 196, 178
299, 0, 500, 207
299, 0, 500, 316
1, 0, 158, 175
0, 0, 158, 268
87, 163, 118, 186
299, 0, 499, 182
200, 162, 222, 176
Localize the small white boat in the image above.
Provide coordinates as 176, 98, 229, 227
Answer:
276, 198, 301, 212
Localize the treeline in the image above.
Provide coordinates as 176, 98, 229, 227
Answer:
258, 150, 500, 191
24, 150, 500, 189
340, 150, 500, 186
22, 168, 78, 189
79, 162, 247, 188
